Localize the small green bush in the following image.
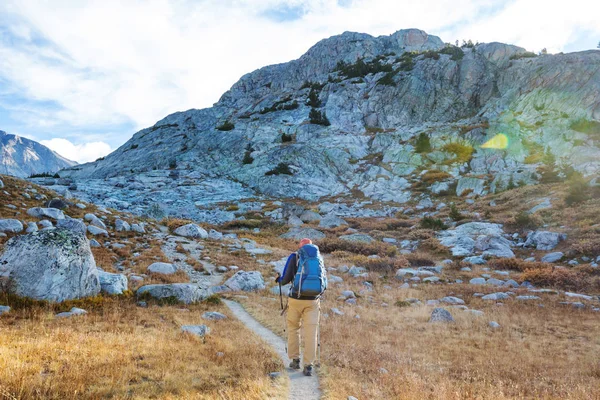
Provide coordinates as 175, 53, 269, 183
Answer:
565, 172, 590, 206
265, 162, 293, 176
242, 144, 254, 165
449, 204, 465, 221
420, 217, 447, 230
308, 89, 321, 107
335, 57, 393, 79
510, 51, 537, 60
281, 132, 293, 143
442, 142, 474, 164
216, 121, 235, 131
415, 132, 432, 153
422, 50, 440, 60
570, 119, 600, 136
439, 45, 464, 61
309, 108, 330, 126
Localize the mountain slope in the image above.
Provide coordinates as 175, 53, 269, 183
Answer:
0, 131, 77, 178
60, 28, 600, 204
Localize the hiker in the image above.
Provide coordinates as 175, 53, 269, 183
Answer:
276, 238, 327, 377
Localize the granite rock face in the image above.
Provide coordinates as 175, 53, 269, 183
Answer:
56, 29, 599, 220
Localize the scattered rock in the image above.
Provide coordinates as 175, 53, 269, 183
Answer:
470, 278, 486, 285
482, 292, 510, 301
98, 271, 128, 295
174, 223, 208, 239
56, 307, 87, 318
429, 308, 454, 323
87, 225, 108, 236
280, 227, 325, 240
181, 325, 211, 337
115, 219, 131, 232
488, 321, 501, 329
541, 252, 564, 263
218, 271, 265, 292
27, 207, 65, 220
330, 308, 344, 316
202, 311, 228, 321
147, 262, 177, 275
57, 218, 87, 235
524, 231, 566, 251
440, 296, 465, 305
0, 219, 23, 233
0, 305, 10, 315
339, 233, 375, 243
137, 284, 209, 304
319, 214, 348, 228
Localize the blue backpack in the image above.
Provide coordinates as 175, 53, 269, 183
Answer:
291, 244, 327, 298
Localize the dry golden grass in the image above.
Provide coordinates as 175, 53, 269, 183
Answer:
0, 297, 285, 400
239, 281, 600, 400
316, 238, 398, 257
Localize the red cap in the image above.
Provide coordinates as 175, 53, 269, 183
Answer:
299, 238, 312, 248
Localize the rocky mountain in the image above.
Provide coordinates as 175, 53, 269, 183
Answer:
1, 131, 76, 178
58, 28, 600, 222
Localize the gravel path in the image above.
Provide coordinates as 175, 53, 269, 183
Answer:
223, 299, 322, 400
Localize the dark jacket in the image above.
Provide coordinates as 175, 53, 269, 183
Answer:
276, 250, 325, 300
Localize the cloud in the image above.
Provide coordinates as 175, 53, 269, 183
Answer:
0, 0, 598, 152
40, 138, 111, 163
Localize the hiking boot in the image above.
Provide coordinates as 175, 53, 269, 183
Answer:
303, 365, 313, 376
289, 359, 301, 370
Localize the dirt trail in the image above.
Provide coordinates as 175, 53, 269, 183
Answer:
223, 300, 322, 400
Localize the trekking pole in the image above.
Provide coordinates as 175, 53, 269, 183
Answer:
317, 293, 323, 368
276, 273, 288, 353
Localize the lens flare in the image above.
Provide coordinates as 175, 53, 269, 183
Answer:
481, 133, 509, 149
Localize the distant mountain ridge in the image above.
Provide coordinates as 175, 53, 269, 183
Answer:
0, 131, 77, 178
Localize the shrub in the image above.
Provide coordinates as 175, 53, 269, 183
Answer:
422, 50, 440, 60
350, 255, 409, 273
521, 267, 590, 291
442, 142, 474, 164
221, 219, 265, 230
216, 121, 235, 131
565, 172, 590, 206
378, 70, 398, 86
335, 57, 393, 79
510, 211, 541, 230
571, 238, 600, 256
308, 89, 321, 107
316, 238, 398, 257
488, 258, 549, 272
130, 144, 138, 150
415, 132, 432, 153
405, 252, 435, 267
420, 217, 447, 230
169, 159, 177, 169
265, 162, 293, 176
28, 172, 54, 178
281, 132, 293, 143
439, 45, 465, 61
242, 144, 254, 165
510, 51, 537, 60
449, 204, 465, 221
570, 119, 600, 136
309, 108, 330, 126
163, 218, 195, 231
422, 170, 452, 184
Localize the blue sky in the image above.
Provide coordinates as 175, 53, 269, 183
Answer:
0, 0, 599, 162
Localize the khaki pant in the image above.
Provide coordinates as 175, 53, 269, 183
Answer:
286, 297, 320, 366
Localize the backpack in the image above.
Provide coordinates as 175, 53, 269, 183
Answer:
291, 244, 327, 298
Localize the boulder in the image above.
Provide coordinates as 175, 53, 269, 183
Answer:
202, 311, 227, 320
489, 321, 501, 329
440, 296, 465, 305
469, 277, 486, 285
541, 252, 564, 263
481, 292, 510, 301
438, 222, 509, 257
98, 271, 128, 295
524, 231, 566, 251
287, 215, 304, 226
137, 283, 209, 304
147, 262, 177, 275
456, 177, 485, 197
181, 325, 210, 337
0, 305, 10, 315
280, 227, 325, 240
0, 219, 23, 233
27, 207, 65, 220
208, 229, 224, 240
299, 210, 321, 222
218, 271, 265, 292
45, 198, 69, 210
0, 229, 100, 302
174, 223, 208, 239
25, 222, 38, 233
429, 308, 454, 323
85, 214, 107, 230
57, 218, 87, 235
56, 307, 88, 318
319, 214, 348, 229
115, 219, 131, 232
131, 224, 146, 233
87, 225, 108, 236
339, 233, 375, 243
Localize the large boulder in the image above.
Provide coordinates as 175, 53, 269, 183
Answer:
0, 219, 23, 233
438, 222, 511, 257
45, 198, 69, 210
339, 233, 375, 243
541, 252, 564, 263
429, 308, 454, 323
57, 218, 87, 235
524, 231, 567, 251
280, 227, 326, 240
137, 283, 209, 304
0, 229, 100, 302
319, 214, 348, 229
216, 271, 265, 292
85, 214, 107, 230
174, 223, 208, 239
98, 270, 128, 295
27, 207, 65, 220
115, 219, 131, 232
147, 262, 176, 275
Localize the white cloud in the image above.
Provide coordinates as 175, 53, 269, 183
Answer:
40, 138, 112, 163
0, 0, 599, 149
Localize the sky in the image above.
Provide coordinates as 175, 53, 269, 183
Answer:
0, 0, 599, 163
